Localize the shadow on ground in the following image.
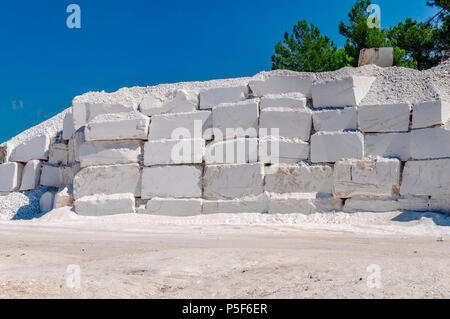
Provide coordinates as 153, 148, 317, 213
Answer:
12, 188, 55, 220
392, 211, 450, 227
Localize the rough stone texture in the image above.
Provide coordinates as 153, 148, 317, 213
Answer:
141, 165, 203, 199
311, 76, 375, 108
429, 197, 450, 214
205, 138, 257, 164
0, 144, 7, 164
259, 137, 309, 164
260, 108, 311, 141
73, 164, 141, 200
260, 93, 308, 110
145, 198, 202, 216
249, 75, 312, 98
203, 195, 268, 214
79, 140, 141, 168
68, 128, 85, 164
0, 162, 24, 192
333, 158, 401, 199
400, 159, 450, 197
48, 142, 68, 165
365, 133, 411, 161
85, 112, 150, 141
53, 185, 74, 209
358, 47, 394, 67
140, 89, 198, 116
410, 124, 450, 160
312, 107, 357, 131
268, 193, 343, 214
358, 103, 410, 132
10, 135, 50, 162
264, 163, 333, 195
199, 85, 248, 109
40, 191, 55, 214
61, 164, 80, 187
20, 160, 42, 191
212, 100, 259, 140
63, 111, 74, 140
73, 103, 133, 131
144, 139, 204, 165
75, 193, 135, 216
310, 131, 364, 163
40, 165, 62, 188
148, 111, 212, 140
344, 196, 429, 212
203, 163, 264, 200
412, 100, 450, 129
72, 102, 87, 132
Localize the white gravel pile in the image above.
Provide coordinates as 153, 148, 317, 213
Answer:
0, 188, 51, 220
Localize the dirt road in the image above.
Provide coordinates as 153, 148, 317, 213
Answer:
0, 212, 449, 298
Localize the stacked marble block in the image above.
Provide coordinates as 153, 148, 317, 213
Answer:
0, 116, 79, 212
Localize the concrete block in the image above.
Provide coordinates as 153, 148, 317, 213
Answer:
53, 185, 74, 209
311, 76, 375, 108
63, 111, 74, 140
203, 194, 268, 214
72, 102, 87, 131
85, 112, 150, 141
333, 158, 401, 198
85, 103, 133, 123
73, 164, 141, 200
141, 165, 203, 199
199, 85, 248, 109
312, 107, 357, 131
144, 139, 204, 165
20, 160, 42, 191
310, 131, 364, 163
412, 100, 450, 129
205, 138, 257, 164
61, 164, 80, 187
344, 196, 429, 212
264, 163, 333, 195
0, 144, 7, 164
75, 193, 135, 216
259, 108, 311, 141
79, 140, 141, 168
259, 137, 309, 164
0, 162, 24, 192
268, 193, 343, 214
10, 135, 50, 162
148, 111, 212, 140
358, 103, 410, 132
260, 93, 308, 110
358, 47, 394, 67
365, 133, 411, 161
400, 159, 450, 197
40, 192, 55, 214
429, 197, 450, 214
68, 127, 85, 164
140, 89, 198, 116
48, 142, 68, 165
249, 75, 312, 98
410, 124, 450, 160
40, 165, 62, 188
145, 198, 202, 216
212, 100, 259, 139
203, 163, 264, 200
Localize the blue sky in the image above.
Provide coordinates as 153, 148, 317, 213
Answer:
0, 0, 438, 142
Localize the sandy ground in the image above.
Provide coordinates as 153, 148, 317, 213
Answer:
0, 209, 449, 299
